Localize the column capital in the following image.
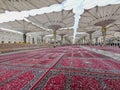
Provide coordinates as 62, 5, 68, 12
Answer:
102, 26, 107, 32
87, 31, 95, 34
59, 34, 66, 36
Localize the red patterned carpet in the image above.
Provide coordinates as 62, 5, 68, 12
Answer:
0, 46, 120, 90
88, 46, 120, 54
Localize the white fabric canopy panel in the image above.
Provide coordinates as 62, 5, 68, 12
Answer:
27, 10, 74, 30
78, 4, 120, 34
106, 20, 120, 32
43, 34, 62, 42
57, 29, 73, 36
0, 20, 45, 33
28, 30, 51, 36
0, 0, 63, 13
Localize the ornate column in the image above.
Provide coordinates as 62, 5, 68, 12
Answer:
87, 31, 94, 45
50, 38, 52, 43
23, 33, 27, 43
81, 38, 84, 44
59, 34, 65, 45
53, 30, 57, 46
41, 35, 44, 44
95, 37, 98, 45
83, 36, 86, 44
101, 26, 107, 46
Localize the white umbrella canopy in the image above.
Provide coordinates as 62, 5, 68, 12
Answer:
0, 0, 63, 13
30, 29, 74, 39
27, 10, 74, 30
57, 29, 73, 36
0, 20, 45, 33
77, 4, 120, 43
28, 30, 51, 36
92, 30, 115, 37
78, 4, 120, 34
78, 26, 101, 33
106, 20, 120, 32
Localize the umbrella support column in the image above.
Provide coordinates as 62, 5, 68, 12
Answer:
53, 30, 57, 47
23, 33, 27, 43
60, 34, 65, 45
41, 35, 44, 45
95, 37, 98, 45
89, 33, 92, 46
102, 26, 107, 46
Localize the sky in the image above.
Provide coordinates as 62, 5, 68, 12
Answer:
0, 0, 120, 43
